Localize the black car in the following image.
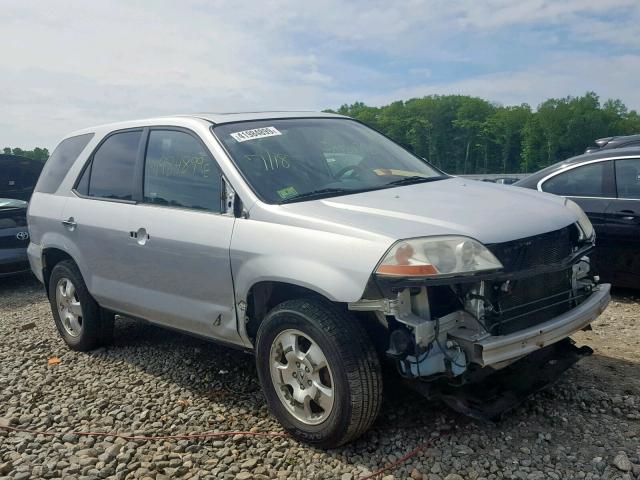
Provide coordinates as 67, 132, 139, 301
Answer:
0, 155, 44, 277
494, 177, 520, 185
515, 147, 640, 288
0, 198, 31, 276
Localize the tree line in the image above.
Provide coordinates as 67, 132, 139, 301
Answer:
2, 147, 50, 162
329, 92, 640, 174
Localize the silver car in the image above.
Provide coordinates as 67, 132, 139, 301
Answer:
28, 112, 610, 447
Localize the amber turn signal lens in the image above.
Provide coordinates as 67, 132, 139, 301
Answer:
376, 264, 438, 276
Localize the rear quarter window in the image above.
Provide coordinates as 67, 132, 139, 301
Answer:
34, 133, 94, 194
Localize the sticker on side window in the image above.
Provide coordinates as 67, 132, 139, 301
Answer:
230, 127, 282, 143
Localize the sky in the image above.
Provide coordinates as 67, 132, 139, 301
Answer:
2, 0, 640, 149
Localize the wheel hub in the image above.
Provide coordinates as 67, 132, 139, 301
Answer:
269, 328, 334, 425
55, 277, 83, 338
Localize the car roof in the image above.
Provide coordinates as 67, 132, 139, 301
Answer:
592, 133, 640, 149
187, 111, 347, 124
515, 146, 640, 187
558, 146, 640, 166
65, 111, 348, 139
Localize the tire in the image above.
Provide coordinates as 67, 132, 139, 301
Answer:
255, 297, 382, 447
48, 260, 114, 351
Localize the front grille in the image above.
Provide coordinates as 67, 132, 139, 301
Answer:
482, 225, 582, 335
0, 208, 28, 250
484, 270, 573, 335
487, 225, 578, 272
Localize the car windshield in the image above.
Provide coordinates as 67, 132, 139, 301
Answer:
213, 118, 445, 203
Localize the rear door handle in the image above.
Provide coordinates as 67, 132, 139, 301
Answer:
61, 217, 77, 230
130, 227, 150, 245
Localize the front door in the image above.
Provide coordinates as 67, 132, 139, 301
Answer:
602, 159, 640, 288
125, 128, 240, 343
540, 160, 615, 279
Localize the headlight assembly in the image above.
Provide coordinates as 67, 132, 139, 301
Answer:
565, 199, 595, 241
375, 236, 503, 278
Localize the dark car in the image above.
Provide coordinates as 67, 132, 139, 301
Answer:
0, 154, 43, 201
0, 198, 31, 276
515, 147, 640, 288
585, 134, 640, 153
0, 155, 44, 277
494, 177, 520, 185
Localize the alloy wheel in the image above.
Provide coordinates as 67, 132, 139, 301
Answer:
269, 328, 335, 425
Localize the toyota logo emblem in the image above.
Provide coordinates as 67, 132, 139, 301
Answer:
16, 231, 29, 241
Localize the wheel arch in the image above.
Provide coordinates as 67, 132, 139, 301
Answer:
42, 247, 77, 296
243, 280, 337, 345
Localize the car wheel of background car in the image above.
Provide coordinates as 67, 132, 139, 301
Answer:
48, 260, 114, 351
255, 297, 382, 448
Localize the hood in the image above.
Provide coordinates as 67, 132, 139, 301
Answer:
256, 178, 577, 245
0, 198, 28, 210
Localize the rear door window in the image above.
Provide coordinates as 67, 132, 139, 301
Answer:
87, 130, 142, 201
615, 159, 640, 199
34, 133, 94, 194
542, 161, 614, 197
143, 130, 222, 212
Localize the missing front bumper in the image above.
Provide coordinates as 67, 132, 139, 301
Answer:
449, 283, 610, 366
420, 338, 592, 422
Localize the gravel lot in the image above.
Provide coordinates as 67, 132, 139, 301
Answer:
0, 275, 638, 480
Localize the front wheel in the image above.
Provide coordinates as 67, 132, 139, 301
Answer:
255, 297, 382, 447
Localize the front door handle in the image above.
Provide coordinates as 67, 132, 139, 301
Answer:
61, 217, 77, 230
618, 209, 637, 221
130, 227, 150, 245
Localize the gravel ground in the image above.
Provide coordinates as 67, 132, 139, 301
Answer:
0, 274, 638, 480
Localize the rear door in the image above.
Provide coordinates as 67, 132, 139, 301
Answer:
602, 158, 640, 287
62, 129, 142, 311
125, 128, 239, 342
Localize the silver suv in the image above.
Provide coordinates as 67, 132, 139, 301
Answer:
28, 112, 610, 447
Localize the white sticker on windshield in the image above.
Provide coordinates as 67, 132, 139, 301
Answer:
230, 126, 282, 142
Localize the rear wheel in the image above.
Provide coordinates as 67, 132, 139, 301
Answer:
255, 297, 382, 447
48, 260, 114, 351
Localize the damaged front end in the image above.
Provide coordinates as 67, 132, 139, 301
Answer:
350, 223, 611, 420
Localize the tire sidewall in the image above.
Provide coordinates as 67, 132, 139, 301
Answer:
256, 306, 353, 446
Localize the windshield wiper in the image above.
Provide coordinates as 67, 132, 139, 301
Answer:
279, 176, 448, 204
280, 187, 363, 204
383, 175, 447, 187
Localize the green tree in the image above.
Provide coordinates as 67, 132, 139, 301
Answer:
486, 105, 532, 173
333, 92, 640, 174
1, 147, 50, 162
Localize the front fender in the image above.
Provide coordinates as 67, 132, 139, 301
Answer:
230, 218, 391, 306
233, 254, 371, 305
